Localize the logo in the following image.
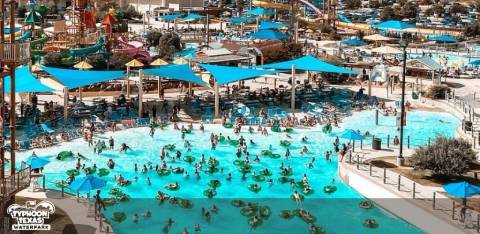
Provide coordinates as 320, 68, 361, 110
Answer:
7, 200, 55, 231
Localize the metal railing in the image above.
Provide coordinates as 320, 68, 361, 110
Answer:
0, 42, 31, 63
0, 167, 31, 198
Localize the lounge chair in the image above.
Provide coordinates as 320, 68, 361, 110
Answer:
40, 124, 55, 134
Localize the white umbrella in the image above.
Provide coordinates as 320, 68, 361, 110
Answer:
371, 46, 402, 54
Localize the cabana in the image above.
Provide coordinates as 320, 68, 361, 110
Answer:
261, 55, 358, 110
199, 64, 278, 116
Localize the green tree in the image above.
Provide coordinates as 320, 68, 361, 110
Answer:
380, 6, 397, 21
86, 54, 108, 70
43, 52, 75, 68
344, 0, 362, 9
464, 20, 480, 38
146, 31, 162, 47
157, 33, 182, 61
412, 137, 476, 177
109, 52, 131, 70
402, 1, 418, 19
449, 3, 468, 15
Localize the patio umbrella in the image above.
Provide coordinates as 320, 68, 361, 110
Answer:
371, 45, 402, 54
173, 57, 189, 65
376, 20, 415, 30
150, 58, 169, 66
70, 175, 107, 192
363, 34, 391, 41
443, 181, 480, 200
74, 61, 93, 70
340, 129, 364, 152
26, 155, 50, 169
125, 59, 144, 68
341, 37, 367, 46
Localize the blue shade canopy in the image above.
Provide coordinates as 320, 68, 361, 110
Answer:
337, 14, 352, 24
248, 29, 288, 40
200, 64, 278, 85
70, 175, 107, 192
158, 14, 183, 21
181, 13, 204, 22
42, 66, 126, 89
341, 37, 367, 46
174, 47, 197, 58
26, 155, 50, 169
339, 129, 365, 140
428, 34, 458, 43
4, 66, 55, 93
259, 21, 287, 30
376, 20, 415, 30
261, 55, 358, 74
443, 182, 480, 198
470, 60, 480, 65
246, 7, 274, 15
143, 64, 207, 85
228, 17, 256, 24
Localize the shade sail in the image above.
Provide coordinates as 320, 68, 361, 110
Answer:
159, 14, 183, 21
341, 37, 367, 46
4, 66, 55, 93
248, 29, 288, 40
259, 21, 287, 30
261, 55, 358, 74
42, 66, 126, 89
228, 17, 256, 24
246, 8, 274, 16
371, 45, 402, 54
181, 13, 204, 22
444, 182, 480, 198
26, 156, 50, 169
428, 34, 458, 43
200, 64, 278, 85
376, 20, 415, 30
143, 64, 207, 85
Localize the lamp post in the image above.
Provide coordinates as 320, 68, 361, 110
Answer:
397, 33, 409, 166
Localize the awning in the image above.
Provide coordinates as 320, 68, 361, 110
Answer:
143, 64, 207, 85
259, 21, 287, 30
200, 64, 278, 85
5, 66, 55, 93
42, 66, 126, 89
260, 55, 358, 74
248, 29, 288, 40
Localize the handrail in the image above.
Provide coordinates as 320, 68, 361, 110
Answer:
0, 167, 31, 198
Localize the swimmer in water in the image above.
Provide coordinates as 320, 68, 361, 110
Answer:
120, 143, 131, 152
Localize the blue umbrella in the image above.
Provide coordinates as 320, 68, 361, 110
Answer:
376, 20, 415, 30
341, 37, 367, 46
443, 182, 480, 198
70, 175, 106, 192
340, 129, 365, 140
248, 29, 288, 40
26, 155, 50, 169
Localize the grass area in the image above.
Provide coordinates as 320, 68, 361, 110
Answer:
15, 197, 77, 234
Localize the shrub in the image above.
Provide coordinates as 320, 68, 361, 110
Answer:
43, 52, 75, 68
86, 53, 108, 70
261, 43, 303, 64
146, 31, 162, 47
412, 137, 476, 177
157, 33, 182, 61
109, 52, 131, 70
425, 85, 450, 99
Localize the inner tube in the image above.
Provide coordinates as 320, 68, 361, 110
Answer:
231, 199, 245, 208
111, 212, 127, 223
261, 150, 272, 156
269, 153, 281, 159
295, 181, 305, 189
103, 198, 117, 207
359, 200, 374, 209
323, 185, 337, 194
285, 127, 293, 133
56, 151, 74, 160
294, 209, 317, 223
157, 169, 171, 176
291, 194, 305, 201
278, 176, 293, 184
178, 199, 194, 209
363, 219, 379, 228
248, 184, 262, 193
224, 123, 233, 128
54, 180, 69, 188
240, 206, 257, 217
248, 217, 263, 229
280, 170, 293, 177
310, 226, 327, 234
259, 206, 271, 218
183, 156, 195, 163
165, 183, 180, 191
208, 179, 221, 188
164, 144, 175, 151
119, 180, 131, 187
280, 210, 294, 219
229, 140, 239, 146
260, 170, 272, 176
116, 193, 130, 202
203, 188, 217, 198
97, 168, 110, 177
271, 126, 281, 132
172, 168, 184, 174
208, 160, 219, 166
85, 167, 96, 175
302, 188, 315, 196
149, 123, 159, 128
206, 166, 219, 174
252, 175, 265, 182
219, 136, 226, 142
280, 140, 291, 147
182, 128, 192, 134
322, 124, 332, 134
109, 188, 123, 196
66, 169, 80, 176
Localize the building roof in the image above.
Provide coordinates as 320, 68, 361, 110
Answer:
192, 54, 252, 64
407, 56, 442, 70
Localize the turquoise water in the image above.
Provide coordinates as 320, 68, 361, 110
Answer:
411, 53, 480, 67
15, 110, 459, 233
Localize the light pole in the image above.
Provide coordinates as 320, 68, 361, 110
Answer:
398, 33, 409, 166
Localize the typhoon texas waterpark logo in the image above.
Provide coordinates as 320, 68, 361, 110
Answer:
7, 200, 55, 230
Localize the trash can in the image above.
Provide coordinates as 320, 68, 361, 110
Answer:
465, 121, 473, 131
372, 138, 382, 150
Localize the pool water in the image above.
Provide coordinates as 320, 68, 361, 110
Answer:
15, 110, 459, 233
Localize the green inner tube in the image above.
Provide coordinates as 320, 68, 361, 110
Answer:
66, 169, 80, 176
183, 156, 195, 163
310, 226, 327, 234
178, 199, 194, 209
229, 140, 239, 146
359, 201, 374, 209
302, 188, 315, 196
157, 169, 171, 176
208, 179, 222, 188
271, 126, 281, 132
231, 199, 245, 207
206, 166, 219, 174
280, 170, 293, 177
252, 175, 265, 182
165, 183, 180, 191
363, 219, 379, 228
149, 123, 159, 128
280, 210, 294, 219
111, 212, 127, 223
280, 140, 291, 147
248, 184, 262, 193
322, 124, 332, 134
233, 160, 244, 166
269, 153, 281, 159
291, 194, 305, 201
54, 180, 69, 188
285, 127, 293, 133
260, 170, 272, 176
119, 181, 131, 187
240, 206, 257, 217
164, 144, 175, 151
324, 185, 337, 194
85, 167, 96, 175
248, 217, 263, 228
57, 151, 74, 160
208, 160, 219, 166
278, 176, 293, 184
219, 136, 226, 142
109, 188, 123, 196
182, 128, 192, 134
97, 168, 110, 177
203, 189, 217, 198
172, 168, 184, 174
293, 209, 317, 223
259, 206, 271, 218
295, 181, 305, 189
224, 123, 233, 128
116, 193, 130, 202
261, 150, 272, 156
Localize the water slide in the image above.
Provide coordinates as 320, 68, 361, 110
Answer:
253, 0, 323, 16
30, 34, 49, 56
115, 36, 152, 62
68, 36, 105, 57
17, 31, 32, 42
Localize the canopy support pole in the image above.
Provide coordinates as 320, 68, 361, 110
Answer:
64, 88, 68, 122
291, 64, 296, 111
188, 82, 192, 97
138, 69, 143, 117
158, 77, 162, 99
126, 66, 131, 97
8, 64, 16, 176
79, 87, 83, 102
214, 81, 220, 118
368, 69, 372, 98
